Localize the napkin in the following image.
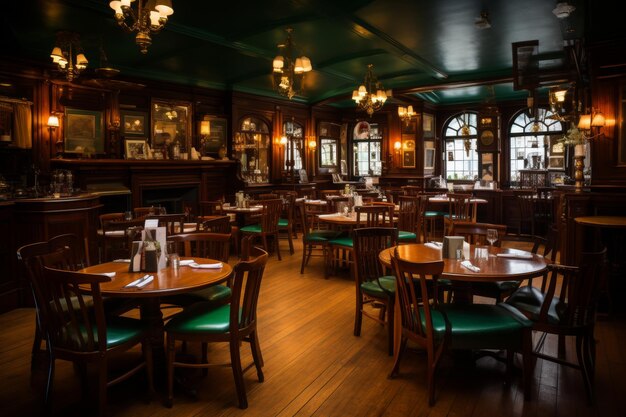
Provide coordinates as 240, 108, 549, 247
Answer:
101, 272, 116, 277
179, 259, 195, 266
424, 242, 442, 250
113, 259, 130, 263
460, 260, 481, 272
496, 253, 533, 259
189, 262, 223, 269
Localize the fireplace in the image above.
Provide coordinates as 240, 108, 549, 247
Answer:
141, 186, 198, 214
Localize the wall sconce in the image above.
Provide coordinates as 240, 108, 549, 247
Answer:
577, 108, 606, 139
47, 114, 60, 130
279, 135, 289, 146
394, 140, 402, 153
397, 105, 415, 124
308, 139, 317, 150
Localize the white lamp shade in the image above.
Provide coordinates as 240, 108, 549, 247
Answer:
109, 0, 122, 13
352, 90, 360, 102
50, 47, 63, 62
308, 140, 317, 149
554, 90, 567, 102
280, 136, 288, 145
58, 57, 68, 68
294, 58, 304, 74
76, 53, 88, 66
121, 0, 132, 7
407, 105, 414, 115
200, 120, 210, 136
398, 107, 406, 117
273, 56, 284, 69
358, 85, 367, 96
150, 10, 161, 26
394, 141, 402, 150
591, 112, 605, 127
577, 114, 591, 131
47, 115, 60, 128
377, 90, 387, 102
155, 0, 174, 16
301, 56, 312, 72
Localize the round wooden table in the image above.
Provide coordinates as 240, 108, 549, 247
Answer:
574, 216, 626, 228
80, 257, 232, 359
379, 243, 548, 282
379, 243, 547, 357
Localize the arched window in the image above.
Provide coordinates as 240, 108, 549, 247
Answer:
509, 108, 565, 185
444, 112, 478, 180
352, 121, 382, 176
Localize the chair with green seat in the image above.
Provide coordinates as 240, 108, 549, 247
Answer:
420, 191, 447, 241
352, 227, 398, 355
396, 195, 428, 243
37, 249, 154, 415
505, 249, 607, 403
273, 190, 297, 254
164, 240, 268, 409
443, 193, 473, 235
297, 201, 340, 277
327, 204, 392, 272
240, 198, 283, 260
390, 251, 533, 406
160, 232, 232, 308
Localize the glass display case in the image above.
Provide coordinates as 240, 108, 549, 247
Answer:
234, 116, 270, 183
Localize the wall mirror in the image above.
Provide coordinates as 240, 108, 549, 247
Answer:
319, 121, 340, 168
151, 99, 192, 151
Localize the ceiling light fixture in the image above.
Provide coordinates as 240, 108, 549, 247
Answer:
474, 11, 491, 30
109, 0, 174, 54
352, 64, 388, 117
50, 32, 88, 82
272, 28, 312, 100
552, 2, 575, 19
398, 105, 416, 124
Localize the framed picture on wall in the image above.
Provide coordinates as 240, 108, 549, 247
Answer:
64, 108, 104, 154
548, 156, 565, 170
423, 113, 434, 138
424, 148, 435, 169
121, 110, 148, 136
124, 138, 148, 159
403, 149, 416, 168
199, 116, 227, 154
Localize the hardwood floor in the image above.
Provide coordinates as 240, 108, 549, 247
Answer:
1, 239, 624, 416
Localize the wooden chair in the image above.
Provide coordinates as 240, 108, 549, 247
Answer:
240, 198, 283, 260
513, 189, 536, 238
396, 195, 428, 243
297, 201, 340, 278
145, 213, 187, 235
401, 185, 423, 196
165, 242, 268, 409
352, 227, 398, 355
100, 217, 145, 262
326, 196, 350, 214
198, 200, 224, 216
421, 191, 447, 241
443, 193, 473, 235
273, 190, 297, 254
134, 206, 158, 218
390, 251, 532, 406
320, 189, 341, 199
449, 221, 518, 302
161, 232, 233, 308
506, 249, 608, 403
37, 249, 154, 415
198, 214, 240, 255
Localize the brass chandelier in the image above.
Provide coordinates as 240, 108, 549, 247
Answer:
50, 32, 88, 82
272, 28, 312, 100
109, 0, 174, 54
352, 64, 388, 117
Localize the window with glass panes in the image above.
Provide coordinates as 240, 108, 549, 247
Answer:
509, 108, 565, 186
283, 120, 303, 171
444, 112, 478, 180
353, 123, 382, 176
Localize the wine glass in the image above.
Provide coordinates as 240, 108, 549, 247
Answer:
486, 228, 498, 255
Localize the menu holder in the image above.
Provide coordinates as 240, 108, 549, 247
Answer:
442, 236, 465, 259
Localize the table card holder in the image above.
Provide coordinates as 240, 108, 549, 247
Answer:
141, 227, 167, 272
442, 236, 465, 259
129, 241, 143, 272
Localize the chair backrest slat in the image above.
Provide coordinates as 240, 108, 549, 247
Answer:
229, 240, 268, 332
353, 227, 398, 288
168, 232, 231, 262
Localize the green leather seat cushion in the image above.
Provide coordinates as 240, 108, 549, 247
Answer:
166, 302, 238, 334
240, 224, 262, 233
162, 284, 232, 307
305, 230, 340, 242
398, 230, 417, 241
423, 303, 532, 350
328, 236, 354, 248
506, 286, 563, 325
278, 218, 289, 227
60, 316, 147, 351
425, 211, 447, 217
361, 275, 395, 298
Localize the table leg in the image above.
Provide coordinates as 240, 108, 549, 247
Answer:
139, 298, 165, 364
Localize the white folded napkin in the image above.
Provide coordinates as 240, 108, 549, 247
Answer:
317, 214, 337, 219
101, 272, 116, 277
496, 253, 533, 259
189, 262, 223, 269
179, 259, 195, 266
306, 199, 322, 203
113, 259, 130, 263
424, 242, 442, 250
135, 275, 154, 287
460, 260, 481, 272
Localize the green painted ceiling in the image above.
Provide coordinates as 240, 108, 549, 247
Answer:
2, 0, 589, 107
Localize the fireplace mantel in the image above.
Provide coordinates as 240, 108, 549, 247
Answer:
51, 159, 244, 208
